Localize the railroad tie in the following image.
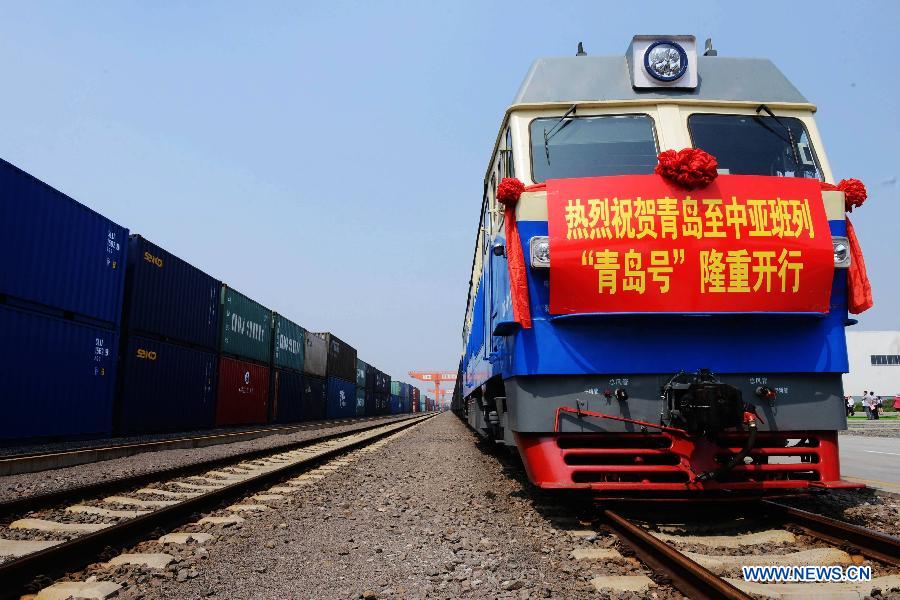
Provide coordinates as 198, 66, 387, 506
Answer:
102, 496, 178, 508
9, 518, 111, 534
32, 580, 122, 600
685, 548, 853, 576
651, 529, 796, 548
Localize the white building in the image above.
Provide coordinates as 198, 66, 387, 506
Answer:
842, 331, 900, 398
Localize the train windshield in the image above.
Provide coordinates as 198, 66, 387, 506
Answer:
530, 115, 657, 183
689, 114, 823, 179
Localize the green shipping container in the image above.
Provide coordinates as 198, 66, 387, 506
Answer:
220, 285, 272, 364
273, 314, 305, 371
356, 358, 367, 389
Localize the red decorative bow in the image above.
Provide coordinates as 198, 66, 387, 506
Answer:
655, 148, 718, 189
822, 179, 872, 314
496, 177, 532, 329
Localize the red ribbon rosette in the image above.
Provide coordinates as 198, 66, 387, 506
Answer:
496, 177, 532, 329
655, 148, 719, 189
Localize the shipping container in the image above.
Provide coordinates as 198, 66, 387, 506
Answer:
303, 332, 327, 377
0, 304, 117, 440
313, 332, 357, 382
123, 235, 220, 350
365, 390, 377, 416
365, 364, 376, 391
412, 386, 421, 410
390, 381, 401, 396
356, 387, 367, 417
0, 158, 128, 327
356, 358, 368, 390
376, 392, 390, 415
220, 286, 272, 364
301, 374, 327, 421
117, 335, 217, 433
378, 370, 391, 395
216, 356, 269, 426
401, 396, 411, 413
273, 314, 304, 372
390, 394, 401, 415
325, 376, 356, 419
272, 368, 303, 423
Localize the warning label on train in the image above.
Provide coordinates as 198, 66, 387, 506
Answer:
546, 174, 834, 314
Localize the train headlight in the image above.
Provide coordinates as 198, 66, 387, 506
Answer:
644, 40, 688, 82
530, 236, 550, 269
832, 236, 851, 269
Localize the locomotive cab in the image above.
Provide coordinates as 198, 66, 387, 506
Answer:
459, 36, 858, 496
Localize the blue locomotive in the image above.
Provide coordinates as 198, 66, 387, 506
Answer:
455, 36, 861, 496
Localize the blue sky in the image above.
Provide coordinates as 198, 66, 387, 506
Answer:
0, 1, 897, 386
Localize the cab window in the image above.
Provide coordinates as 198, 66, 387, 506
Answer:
530, 115, 657, 183
688, 114, 822, 179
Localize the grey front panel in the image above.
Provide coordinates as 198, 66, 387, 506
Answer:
505, 374, 846, 433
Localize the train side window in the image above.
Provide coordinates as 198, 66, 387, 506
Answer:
505, 127, 515, 178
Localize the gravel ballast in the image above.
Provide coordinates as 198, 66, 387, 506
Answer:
0, 416, 413, 503
94, 413, 680, 599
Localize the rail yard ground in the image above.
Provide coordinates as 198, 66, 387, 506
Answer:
3, 413, 900, 599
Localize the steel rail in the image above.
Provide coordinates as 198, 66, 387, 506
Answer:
601, 509, 753, 600
762, 500, 900, 567
0, 415, 385, 467
0, 414, 420, 519
0, 414, 433, 600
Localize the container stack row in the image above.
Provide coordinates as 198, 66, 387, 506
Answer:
0, 158, 420, 442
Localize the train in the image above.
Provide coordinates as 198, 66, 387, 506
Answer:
0, 157, 423, 443
454, 35, 867, 497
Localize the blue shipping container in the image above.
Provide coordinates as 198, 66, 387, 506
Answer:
0, 158, 128, 326
302, 375, 327, 421
116, 335, 217, 434
273, 368, 304, 423
123, 236, 220, 350
0, 304, 117, 440
356, 387, 367, 417
325, 377, 356, 419
390, 394, 401, 414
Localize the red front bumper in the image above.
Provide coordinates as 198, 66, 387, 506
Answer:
515, 430, 863, 496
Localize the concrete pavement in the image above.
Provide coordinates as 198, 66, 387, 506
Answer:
839, 435, 900, 493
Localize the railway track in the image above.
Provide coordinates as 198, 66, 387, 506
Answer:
0, 414, 433, 599
0, 414, 403, 477
598, 501, 900, 599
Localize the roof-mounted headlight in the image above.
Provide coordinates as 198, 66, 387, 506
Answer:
644, 40, 688, 82
629, 35, 697, 89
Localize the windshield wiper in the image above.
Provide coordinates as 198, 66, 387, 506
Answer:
543, 104, 578, 164
755, 104, 800, 165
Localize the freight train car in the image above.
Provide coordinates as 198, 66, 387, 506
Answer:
458, 35, 865, 496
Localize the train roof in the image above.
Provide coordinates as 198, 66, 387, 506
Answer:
512, 55, 809, 105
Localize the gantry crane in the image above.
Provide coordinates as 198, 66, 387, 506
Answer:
408, 370, 456, 411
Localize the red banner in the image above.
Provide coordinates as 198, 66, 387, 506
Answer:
547, 175, 834, 314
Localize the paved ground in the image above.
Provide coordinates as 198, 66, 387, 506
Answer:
839, 435, 900, 493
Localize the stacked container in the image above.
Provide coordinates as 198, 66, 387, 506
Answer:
313, 333, 357, 419
116, 235, 220, 433
412, 386, 422, 412
0, 158, 127, 440
355, 358, 368, 417
302, 331, 327, 421
271, 314, 306, 423
216, 286, 272, 426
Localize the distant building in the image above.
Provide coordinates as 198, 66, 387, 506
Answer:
842, 331, 900, 398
